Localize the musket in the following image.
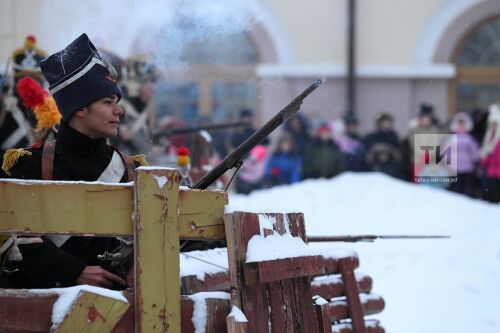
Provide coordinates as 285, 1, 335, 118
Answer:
193, 78, 325, 189
307, 235, 451, 243
153, 121, 247, 139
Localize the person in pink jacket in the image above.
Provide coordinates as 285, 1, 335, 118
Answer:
446, 112, 479, 197
479, 104, 500, 203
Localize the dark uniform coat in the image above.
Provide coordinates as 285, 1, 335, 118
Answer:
2, 122, 143, 289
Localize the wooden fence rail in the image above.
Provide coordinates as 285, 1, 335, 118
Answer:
0, 167, 228, 333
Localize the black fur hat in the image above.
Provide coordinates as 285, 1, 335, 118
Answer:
40, 33, 122, 121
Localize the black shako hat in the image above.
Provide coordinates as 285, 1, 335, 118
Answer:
40, 33, 122, 122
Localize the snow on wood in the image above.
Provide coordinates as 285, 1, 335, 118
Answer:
188, 292, 231, 333
31, 285, 127, 327
332, 322, 351, 333
258, 213, 276, 235
180, 248, 228, 280
312, 274, 343, 286
136, 166, 175, 171
245, 233, 317, 262
152, 174, 168, 188
313, 295, 329, 305
227, 305, 248, 322
359, 293, 382, 302
0, 178, 133, 186
318, 246, 357, 260
246, 233, 357, 263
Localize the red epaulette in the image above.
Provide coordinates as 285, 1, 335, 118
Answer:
29, 142, 43, 149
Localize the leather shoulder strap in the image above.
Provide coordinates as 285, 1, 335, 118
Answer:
41, 140, 56, 180
112, 147, 136, 182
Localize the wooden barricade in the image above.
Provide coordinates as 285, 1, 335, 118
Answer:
0, 168, 228, 332
0, 170, 385, 332
224, 211, 385, 333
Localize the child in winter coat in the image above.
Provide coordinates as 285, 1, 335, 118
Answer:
303, 123, 347, 179
264, 134, 302, 186
446, 112, 479, 197
235, 144, 268, 194
479, 104, 500, 203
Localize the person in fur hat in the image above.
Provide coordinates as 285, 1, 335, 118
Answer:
479, 104, 500, 203
1, 33, 147, 289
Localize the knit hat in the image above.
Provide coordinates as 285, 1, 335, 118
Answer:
450, 112, 473, 133
40, 33, 122, 122
419, 103, 434, 117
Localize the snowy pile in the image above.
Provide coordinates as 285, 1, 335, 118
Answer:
228, 172, 500, 333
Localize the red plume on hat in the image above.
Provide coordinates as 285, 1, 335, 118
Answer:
16, 76, 61, 129
16, 76, 47, 108
176, 146, 191, 167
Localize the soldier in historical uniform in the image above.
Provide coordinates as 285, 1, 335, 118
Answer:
11, 35, 47, 83
0, 33, 147, 289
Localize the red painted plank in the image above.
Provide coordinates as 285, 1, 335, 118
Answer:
311, 274, 373, 299
244, 255, 325, 284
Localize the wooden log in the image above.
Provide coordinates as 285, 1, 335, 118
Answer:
329, 295, 385, 321
244, 255, 325, 285
205, 298, 231, 333
224, 212, 269, 333
181, 272, 230, 295
51, 291, 129, 333
267, 279, 294, 332
180, 296, 196, 333
315, 302, 332, 333
332, 320, 385, 333
0, 289, 236, 333
0, 289, 58, 332
311, 274, 373, 300
338, 257, 366, 333
286, 212, 307, 239
112, 291, 134, 333
134, 168, 180, 333
180, 295, 231, 333
290, 276, 320, 332
226, 315, 248, 333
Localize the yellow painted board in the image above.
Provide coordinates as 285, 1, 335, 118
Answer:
134, 168, 180, 332
51, 291, 129, 333
178, 188, 227, 240
0, 179, 226, 239
0, 180, 133, 236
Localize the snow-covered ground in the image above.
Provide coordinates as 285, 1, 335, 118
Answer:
228, 172, 500, 333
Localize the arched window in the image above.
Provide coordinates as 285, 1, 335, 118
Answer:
452, 16, 500, 114
153, 18, 259, 123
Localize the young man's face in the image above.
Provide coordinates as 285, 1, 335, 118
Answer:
74, 95, 123, 139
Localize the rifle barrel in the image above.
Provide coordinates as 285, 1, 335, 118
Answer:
153, 121, 246, 138
307, 235, 451, 242
193, 79, 324, 189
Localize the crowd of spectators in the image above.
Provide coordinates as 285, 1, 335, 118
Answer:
224, 104, 499, 204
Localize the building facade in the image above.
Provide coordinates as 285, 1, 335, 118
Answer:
1, 0, 499, 135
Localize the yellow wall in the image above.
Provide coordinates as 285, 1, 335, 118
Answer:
0, 0, 453, 69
